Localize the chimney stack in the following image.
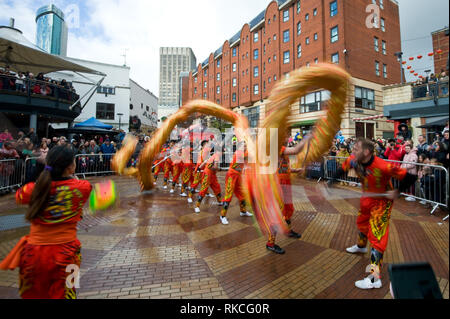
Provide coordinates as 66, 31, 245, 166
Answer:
9, 18, 15, 28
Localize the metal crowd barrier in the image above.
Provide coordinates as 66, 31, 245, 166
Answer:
323, 156, 449, 221
74, 154, 115, 178
0, 158, 24, 193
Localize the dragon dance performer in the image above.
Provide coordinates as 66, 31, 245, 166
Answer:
327, 138, 416, 290
265, 134, 308, 254
152, 147, 166, 184
188, 140, 209, 203
220, 143, 253, 225
180, 146, 195, 197
194, 147, 223, 214
163, 140, 176, 189
0, 146, 92, 299
170, 148, 184, 194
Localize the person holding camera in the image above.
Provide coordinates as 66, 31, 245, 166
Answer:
384, 138, 405, 165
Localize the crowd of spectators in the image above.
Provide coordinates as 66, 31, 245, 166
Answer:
0, 66, 78, 101
412, 69, 449, 98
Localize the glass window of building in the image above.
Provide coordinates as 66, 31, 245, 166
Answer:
232, 93, 236, 102
283, 51, 290, 64
217, 60, 221, 67
381, 18, 385, 32
283, 10, 289, 22
232, 47, 237, 56
217, 73, 220, 81
331, 26, 338, 43
297, 22, 302, 35
194, 77, 197, 83
297, 0, 301, 13
254, 84, 259, 95
254, 33, 259, 42
314, 33, 318, 41
217, 86, 220, 94
254, 66, 259, 77
383, 64, 387, 78
204, 81, 207, 88
283, 30, 290, 43
204, 93, 207, 99
254, 49, 259, 60
232, 63, 237, 72
300, 90, 330, 113
382, 41, 386, 55
313, 8, 317, 16
314, 58, 319, 64
306, 13, 309, 21
374, 37, 379, 52
355, 86, 375, 109
330, 1, 338, 16
306, 37, 310, 45
297, 44, 302, 58
380, 0, 384, 9
331, 52, 339, 64
242, 106, 260, 128
232, 78, 237, 87
375, 61, 380, 76
96, 103, 115, 120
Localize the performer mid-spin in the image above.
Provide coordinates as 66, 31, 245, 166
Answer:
162, 140, 175, 189
327, 138, 416, 290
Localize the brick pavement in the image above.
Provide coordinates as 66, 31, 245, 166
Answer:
0, 174, 448, 299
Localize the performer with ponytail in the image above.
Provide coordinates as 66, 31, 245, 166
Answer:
0, 146, 92, 299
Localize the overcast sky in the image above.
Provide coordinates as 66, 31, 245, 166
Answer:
1, 0, 448, 96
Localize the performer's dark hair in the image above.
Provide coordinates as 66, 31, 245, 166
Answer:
25, 146, 75, 221
201, 140, 208, 147
356, 137, 375, 154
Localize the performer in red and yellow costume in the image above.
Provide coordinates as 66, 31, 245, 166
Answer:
152, 147, 165, 184
170, 148, 184, 194
163, 141, 175, 189
328, 138, 416, 289
194, 147, 223, 214
188, 140, 209, 203
220, 143, 253, 225
0, 146, 92, 299
180, 146, 195, 197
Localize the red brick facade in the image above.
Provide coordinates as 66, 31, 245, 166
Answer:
188, 0, 402, 108
432, 27, 449, 75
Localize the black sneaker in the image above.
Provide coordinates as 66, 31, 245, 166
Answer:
266, 244, 285, 254
289, 230, 302, 239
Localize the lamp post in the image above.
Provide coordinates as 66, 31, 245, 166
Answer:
394, 52, 404, 84
117, 113, 124, 130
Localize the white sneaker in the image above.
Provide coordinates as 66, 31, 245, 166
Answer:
240, 211, 253, 217
346, 245, 368, 254
180, 193, 187, 197
194, 207, 200, 214
163, 185, 168, 190
220, 216, 229, 225
187, 198, 193, 203
355, 276, 382, 289
170, 189, 174, 193
405, 196, 416, 202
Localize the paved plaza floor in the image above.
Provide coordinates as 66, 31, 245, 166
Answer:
0, 174, 448, 299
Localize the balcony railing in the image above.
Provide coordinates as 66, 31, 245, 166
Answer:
0, 73, 80, 106
412, 80, 449, 100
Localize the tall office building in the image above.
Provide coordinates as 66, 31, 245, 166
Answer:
36, 4, 68, 56
159, 47, 196, 107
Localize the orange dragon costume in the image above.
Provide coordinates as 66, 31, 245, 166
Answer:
0, 179, 92, 299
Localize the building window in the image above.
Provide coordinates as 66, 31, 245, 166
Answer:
330, 0, 338, 16
314, 58, 319, 64
130, 104, 133, 110
283, 30, 290, 43
331, 52, 339, 64
273, 34, 277, 40
232, 47, 237, 57
355, 86, 375, 109
232, 63, 237, 72
217, 86, 220, 94
217, 60, 221, 67
305, 13, 309, 21
97, 86, 115, 95
141, 103, 143, 109
331, 26, 338, 43
254, 33, 259, 42
382, 41, 386, 55
232, 93, 236, 102
203, 93, 207, 99
268, 38, 271, 44
204, 69, 207, 76
246, 52, 248, 58
300, 90, 330, 113
313, 8, 317, 16
380, 0, 384, 9
268, 57, 271, 63
374, 37, 379, 52
297, 0, 301, 13
263, 63, 266, 73
242, 106, 260, 128
314, 33, 318, 41
217, 73, 220, 81
254, 66, 259, 77
297, 22, 302, 35
283, 51, 290, 64
274, 15, 276, 21
283, 10, 289, 22
381, 18, 385, 32
96, 103, 115, 120
383, 64, 387, 78
274, 75, 277, 81
194, 77, 197, 83
274, 55, 277, 61
268, 18, 271, 25
254, 49, 259, 60
375, 61, 380, 76
254, 84, 259, 95
306, 62, 310, 67
232, 78, 237, 87
306, 37, 310, 45
297, 45, 302, 58
268, 77, 271, 83
194, 88, 197, 94
146, 106, 149, 111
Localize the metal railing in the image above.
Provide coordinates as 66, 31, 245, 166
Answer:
74, 153, 115, 178
323, 156, 449, 220
412, 80, 449, 100
0, 158, 24, 192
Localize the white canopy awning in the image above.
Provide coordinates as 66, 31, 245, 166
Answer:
0, 26, 105, 76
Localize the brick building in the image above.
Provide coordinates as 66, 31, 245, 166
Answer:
432, 27, 449, 75
187, 0, 402, 139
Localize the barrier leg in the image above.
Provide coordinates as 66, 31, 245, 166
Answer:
430, 204, 439, 215
443, 215, 449, 221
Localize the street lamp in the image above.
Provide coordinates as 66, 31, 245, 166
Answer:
394, 52, 404, 84
117, 113, 124, 130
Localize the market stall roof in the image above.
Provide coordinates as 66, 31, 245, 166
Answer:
0, 26, 105, 76
74, 117, 113, 130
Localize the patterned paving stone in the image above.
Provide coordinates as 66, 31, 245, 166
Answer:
187, 221, 249, 244
77, 235, 123, 251
112, 233, 191, 250
127, 225, 185, 237
301, 213, 341, 248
